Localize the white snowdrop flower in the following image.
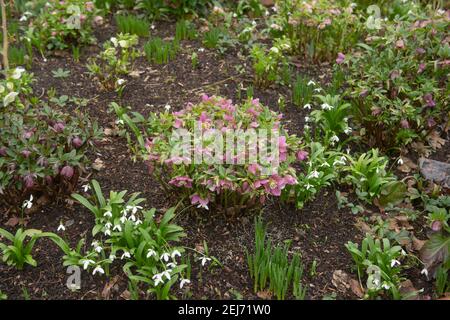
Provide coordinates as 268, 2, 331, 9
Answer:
200, 257, 211, 266
397, 158, 404, 165
135, 219, 142, 226
330, 135, 340, 144
401, 249, 407, 256
180, 279, 191, 289
152, 273, 164, 286
82, 184, 90, 192
162, 270, 172, 280
382, 283, 390, 290
121, 251, 131, 260
113, 224, 122, 232
305, 183, 312, 190
390, 259, 401, 267
92, 265, 105, 275
303, 104, 311, 109
270, 47, 280, 54
198, 47, 205, 52
109, 254, 116, 261
171, 250, 181, 258
151, 24, 155, 30
104, 211, 112, 218
252, 20, 257, 26
320, 162, 330, 168
344, 127, 352, 135
147, 249, 157, 258
95, 245, 103, 253
421, 268, 428, 277
232, 13, 237, 18
308, 170, 320, 179
23, 195, 33, 209
104, 229, 111, 236
110, 37, 118, 46
346, 147, 351, 154
126, 205, 142, 214
81, 259, 95, 270
116, 119, 124, 125
304, 116, 310, 122
166, 262, 176, 268
314, 88, 322, 93
304, 124, 310, 130
164, 104, 171, 111
160, 252, 170, 262
20, 15, 28, 22
128, 214, 136, 222
120, 215, 127, 224
265, 10, 270, 16
105, 222, 112, 229
116, 78, 125, 86
307, 80, 316, 86
321, 103, 333, 110
11, 67, 26, 80
57, 223, 66, 232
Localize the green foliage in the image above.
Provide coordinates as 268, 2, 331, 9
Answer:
250, 44, 288, 88
292, 75, 314, 108
0, 228, 46, 270
115, 15, 150, 37
144, 37, 178, 65
346, 234, 406, 299
87, 33, 140, 90
71, 180, 189, 299
175, 20, 197, 41
343, 149, 400, 203
246, 217, 306, 300
52, 68, 71, 79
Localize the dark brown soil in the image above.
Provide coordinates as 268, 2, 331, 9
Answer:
0, 17, 443, 300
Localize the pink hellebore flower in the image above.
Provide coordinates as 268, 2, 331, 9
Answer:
191, 194, 209, 210
173, 118, 183, 128
248, 163, 261, 175
72, 137, 83, 149
199, 111, 210, 123
278, 136, 288, 162
53, 122, 65, 133
169, 176, 193, 188
254, 175, 296, 197
336, 52, 345, 64
296, 150, 309, 161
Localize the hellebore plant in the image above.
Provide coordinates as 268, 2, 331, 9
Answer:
114, 96, 306, 214
27, 0, 97, 52
0, 70, 101, 210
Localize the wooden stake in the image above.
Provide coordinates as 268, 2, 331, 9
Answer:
1, 0, 9, 70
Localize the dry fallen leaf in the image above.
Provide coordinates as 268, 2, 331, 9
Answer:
412, 236, 425, 251
427, 131, 446, 150
102, 275, 120, 299
92, 158, 105, 171
349, 279, 365, 298
5, 216, 19, 227
355, 218, 373, 234
398, 156, 418, 173
257, 290, 273, 300
332, 270, 351, 293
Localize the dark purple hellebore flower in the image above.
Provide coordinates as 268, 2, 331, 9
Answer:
416, 48, 426, 55
423, 93, 436, 108
0, 147, 7, 156
21, 150, 32, 158
400, 119, 410, 129
23, 174, 35, 189
427, 117, 436, 128
53, 122, 65, 133
72, 137, 83, 149
417, 63, 426, 74
60, 165, 74, 179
